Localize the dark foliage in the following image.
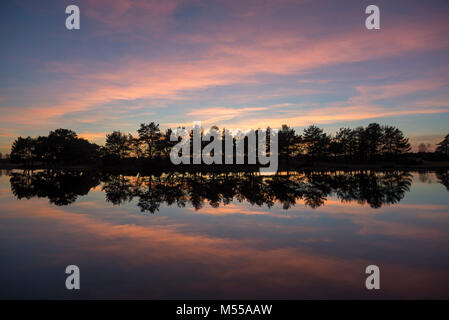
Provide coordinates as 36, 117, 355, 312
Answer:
10, 129, 100, 165
8, 122, 447, 167
9, 169, 421, 212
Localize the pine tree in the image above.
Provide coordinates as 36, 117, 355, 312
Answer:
436, 134, 449, 156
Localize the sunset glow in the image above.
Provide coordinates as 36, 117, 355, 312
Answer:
1, 0, 449, 153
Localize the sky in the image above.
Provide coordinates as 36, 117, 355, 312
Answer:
1, 0, 449, 154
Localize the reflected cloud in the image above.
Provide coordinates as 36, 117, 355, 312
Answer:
1, 170, 449, 298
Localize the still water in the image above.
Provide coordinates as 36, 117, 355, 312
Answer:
1, 169, 449, 299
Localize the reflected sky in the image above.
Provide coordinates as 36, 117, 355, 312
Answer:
0, 170, 449, 299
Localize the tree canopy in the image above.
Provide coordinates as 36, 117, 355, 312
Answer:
9, 122, 444, 166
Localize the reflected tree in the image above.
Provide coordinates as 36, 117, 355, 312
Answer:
9, 169, 419, 212
436, 170, 449, 191
10, 170, 100, 205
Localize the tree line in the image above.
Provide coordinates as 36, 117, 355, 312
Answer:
8, 122, 449, 166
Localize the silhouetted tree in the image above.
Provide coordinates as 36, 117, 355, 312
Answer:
105, 131, 133, 160
328, 140, 343, 159
11, 129, 99, 165
137, 122, 161, 159
303, 125, 330, 162
46, 129, 78, 163
436, 134, 449, 156
381, 125, 410, 157
364, 123, 383, 160
278, 124, 300, 161
351, 127, 367, 161
335, 127, 356, 161
4, 122, 435, 167
159, 128, 176, 159
10, 136, 37, 165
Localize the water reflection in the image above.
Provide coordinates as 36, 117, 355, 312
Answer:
1, 170, 449, 299
7, 170, 424, 212
436, 170, 449, 191
10, 170, 100, 206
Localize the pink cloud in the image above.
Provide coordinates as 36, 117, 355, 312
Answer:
83, 0, 180, 34
1, 2, 449, 149
6, 16, 448, 125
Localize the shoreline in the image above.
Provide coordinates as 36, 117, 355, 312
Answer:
1, 161, 449, 172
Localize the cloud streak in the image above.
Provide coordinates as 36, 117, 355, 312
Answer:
1, 0, 449, 151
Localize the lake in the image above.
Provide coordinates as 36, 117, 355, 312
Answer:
1, 169, 449, 299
